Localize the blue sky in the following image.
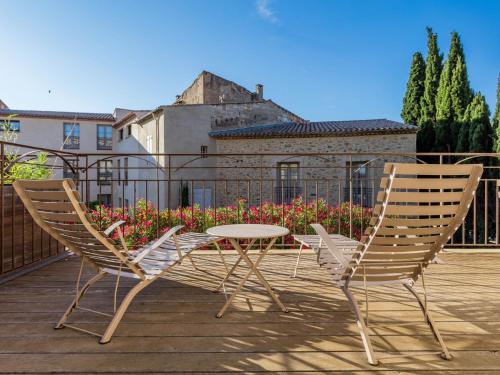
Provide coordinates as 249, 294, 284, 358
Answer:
2, 0, 499, 122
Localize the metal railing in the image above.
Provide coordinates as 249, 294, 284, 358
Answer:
1, 140, 499, 276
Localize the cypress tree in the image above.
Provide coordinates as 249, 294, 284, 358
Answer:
435, 32, 470, 152
420, 27, 442, 125
493, 74, 500, 152
418, 27, 442, 152
467, 92, 492, 153
456, 96, 473, 153
401, 52, 426, 125
450, 55, 472, 151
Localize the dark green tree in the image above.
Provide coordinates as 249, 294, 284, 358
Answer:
401, 52, 426, 125
435, 32, 471, 152
420, 27, 442, 125
418, 27, 442, 152
493, 73, 500, 152
450, 55, 472, 151
467, 92, 492, 153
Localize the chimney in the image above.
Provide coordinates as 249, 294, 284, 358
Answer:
255, 84, 264, 101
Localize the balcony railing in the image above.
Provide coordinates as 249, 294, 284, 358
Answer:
1, 140, 499, 278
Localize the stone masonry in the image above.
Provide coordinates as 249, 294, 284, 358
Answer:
213, 133, 416, 206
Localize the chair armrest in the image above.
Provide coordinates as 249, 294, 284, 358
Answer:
310, 223, 350, 268
104, 220, 126, 236
131, 225, 184, 264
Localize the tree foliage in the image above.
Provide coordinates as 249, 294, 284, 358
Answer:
401, 52, 426, 125
493, 74, 500, 153
434, 32, 473, 151
462, 92, 492, 153
420, 27, 442, 125
1, 116, 51, 183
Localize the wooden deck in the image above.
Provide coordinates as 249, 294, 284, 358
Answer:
2, 250, 500, 373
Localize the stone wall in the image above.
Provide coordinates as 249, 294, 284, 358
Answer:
177, 71, 256, 105
210, 101, 295, 129
213, 133, 416, 207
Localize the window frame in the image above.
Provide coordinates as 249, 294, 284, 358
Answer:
0, 119, 20, 132
97, 160, 113, 186
124, 157, 129, 186
62, 160, 79, 181
200, 145, 208, 158
96, 124, 113, 150
63, 123, 80, 150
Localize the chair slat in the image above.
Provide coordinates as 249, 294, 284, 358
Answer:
377, 191, 464, 203
376, 217, 452, 227
39, 211, 81, 222
384, 204, 458, 216
371, 235, 440, 245
380, 177, 469, 189
384, 163, 475, 175
25, 190, 70, 201
376, 226, 445, 236
32, 201, 77, 212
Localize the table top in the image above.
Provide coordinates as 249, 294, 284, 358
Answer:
206, 224, 289, 239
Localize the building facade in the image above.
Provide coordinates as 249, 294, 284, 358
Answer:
0, 108, 115, 203
1, 71, 418, 210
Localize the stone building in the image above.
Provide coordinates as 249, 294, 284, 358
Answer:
0, 71, 418, 210
113, 71, 418, 209
210, 121, 417, 207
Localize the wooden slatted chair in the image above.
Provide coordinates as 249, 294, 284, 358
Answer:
309, 162, 483, 365
13, 179, 223, 343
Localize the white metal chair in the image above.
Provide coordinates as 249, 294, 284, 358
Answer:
13, 178, 223, 343
309, 162, 483, 365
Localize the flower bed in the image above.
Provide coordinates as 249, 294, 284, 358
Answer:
88, 198, 372, 249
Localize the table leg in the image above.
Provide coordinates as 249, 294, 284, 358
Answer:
214, 238, 257, 292
216, 237, 288, 318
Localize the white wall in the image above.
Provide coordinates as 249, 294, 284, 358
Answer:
0, 115, 114, 202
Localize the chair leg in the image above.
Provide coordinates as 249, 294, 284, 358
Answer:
341, 286, 379, 366
403, 283, 452, 360
99, 278, 154, 344
187, 253, 200, 270
291, 244, 304, 278
55, 271, 106, 329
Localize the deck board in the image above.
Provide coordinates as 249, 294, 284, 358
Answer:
1, 251, 500, 373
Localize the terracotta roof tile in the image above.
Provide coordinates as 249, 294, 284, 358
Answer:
209, 119, 417, 139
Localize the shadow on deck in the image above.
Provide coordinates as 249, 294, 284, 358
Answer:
1, 251, 500, 373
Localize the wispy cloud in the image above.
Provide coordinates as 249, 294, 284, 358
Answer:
256, 0, 278, 23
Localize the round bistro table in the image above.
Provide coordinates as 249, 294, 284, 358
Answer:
206, 224, 290, 318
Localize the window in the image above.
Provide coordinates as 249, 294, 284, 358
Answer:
97, 160, 112, 185
117, 159, 121, 185
62, 160, 79, 180
97, 124, 112, 150
63, 123, 80, 149
193, 187, 212, 209
127, 125, 132, 137
118, 198, 129, 208
97, 194, 112, 206
0, 119, 20, 132
345, 161, 371, 207
119, 128, 124, 141
276, 162, 301, 204
200, 145, 208, 158
146, 135, 153, 153
124, 157, 129, 186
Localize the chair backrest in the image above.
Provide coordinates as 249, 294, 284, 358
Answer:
345, 162, 483, 285
13, 179, 146, 279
